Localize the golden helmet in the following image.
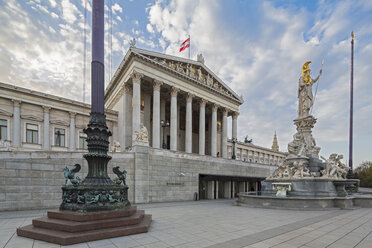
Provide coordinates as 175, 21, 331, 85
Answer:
302, 61, 311, 74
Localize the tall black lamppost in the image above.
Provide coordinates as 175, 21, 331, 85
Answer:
161, 120, 170, 149
59, 0, 129, 212
232, 138, 236, 160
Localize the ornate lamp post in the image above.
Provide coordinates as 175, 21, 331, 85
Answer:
232, 138, 236, 160
161, 119, 170, 149
59, 0, 129, 212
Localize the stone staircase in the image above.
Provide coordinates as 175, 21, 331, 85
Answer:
17, 206, 152, 245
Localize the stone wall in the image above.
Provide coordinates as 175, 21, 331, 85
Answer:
0, 147, 275, 211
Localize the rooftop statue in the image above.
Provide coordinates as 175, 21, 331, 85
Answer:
298, 61, 322, 118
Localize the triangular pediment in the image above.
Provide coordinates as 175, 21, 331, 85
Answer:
130, 48, 243, 104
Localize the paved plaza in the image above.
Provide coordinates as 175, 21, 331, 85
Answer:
1, 199, 372, 248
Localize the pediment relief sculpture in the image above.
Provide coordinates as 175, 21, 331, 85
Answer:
146, 55, 234, 98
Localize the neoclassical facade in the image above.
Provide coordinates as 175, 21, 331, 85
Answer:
0, 47, 288, 210
105, 46, 243, 157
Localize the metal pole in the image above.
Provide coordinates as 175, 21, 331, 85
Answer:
189, 35, 190, 59
348, 32, 354, 175
91, 0, 105, 114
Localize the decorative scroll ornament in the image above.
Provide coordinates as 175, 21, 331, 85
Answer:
63, 164, 81, 186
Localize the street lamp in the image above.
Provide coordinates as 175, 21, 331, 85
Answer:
232, 138, 236, 160
161, 120, 170, 149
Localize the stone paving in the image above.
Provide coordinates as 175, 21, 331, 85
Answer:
0, 199, 371, 248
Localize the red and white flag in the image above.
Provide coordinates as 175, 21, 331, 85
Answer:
179, 37, 190, 52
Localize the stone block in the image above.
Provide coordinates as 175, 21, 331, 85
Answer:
6, 177, 31, 185
32, 192, 54, 200
18, 170, 42, 178
6, 192, 31, 201
6, 161, 31, 170
31, 163, 55, 171
0, 193, 5, 201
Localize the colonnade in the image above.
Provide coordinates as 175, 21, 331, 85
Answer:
127, 70, 238, 157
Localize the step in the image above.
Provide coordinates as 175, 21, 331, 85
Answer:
33, 210, 145, 232
47, 206, 137, 222
17, 214, 152, 246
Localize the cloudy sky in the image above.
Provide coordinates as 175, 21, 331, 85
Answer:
0, 0, 371, 166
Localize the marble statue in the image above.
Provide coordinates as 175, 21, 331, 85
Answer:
129, 38, 136, 47
133, 125, 149, 143
197, 53, 205, 64
321, 154, 349, 179
112, 141, 120, 152
298, 61, 322, 118
287, 132, 306, 158
197, 67, 202, 81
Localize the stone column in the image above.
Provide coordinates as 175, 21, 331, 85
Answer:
152, 80, 162, 149
170, 87, 179, 151
232, 112, 239, 159
198, 99, 207, 155
69, 112, 76, 151
120, 84, 131, 149
211, 104, 218, 157
131, 71, 143, 139
43, 106, 51, 150
222, 109, 228, 158
185, 93, 193, 153
12, 100, 21, 147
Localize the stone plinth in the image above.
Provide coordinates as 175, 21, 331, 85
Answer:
17, 206, 152, 245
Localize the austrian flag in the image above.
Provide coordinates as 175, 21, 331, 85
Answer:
179, 37, 190, 52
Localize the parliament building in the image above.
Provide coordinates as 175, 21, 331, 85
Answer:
0, 46, 286, 211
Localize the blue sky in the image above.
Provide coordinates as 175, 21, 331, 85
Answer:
0, 0, 371, 167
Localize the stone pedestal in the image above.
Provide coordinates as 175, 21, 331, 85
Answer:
17, 206, 151, 245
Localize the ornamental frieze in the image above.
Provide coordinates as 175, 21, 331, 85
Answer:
149, 56, 234, 98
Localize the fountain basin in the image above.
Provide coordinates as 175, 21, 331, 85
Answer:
236, 191, 372, 210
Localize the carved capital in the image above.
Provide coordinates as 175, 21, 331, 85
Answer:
222, 108, 228, 116
232, 112, 239, 119
43, 106, 51, 113
212, 104, 218, 112
170, 87, 179, 97
186, 93, 194, 103
199, 99, 207, 107
12, 99, 21, 107
153, 80, 163, 91
130, 70, 143, 84
123, 84, 132, 93
69, 112, 77, 118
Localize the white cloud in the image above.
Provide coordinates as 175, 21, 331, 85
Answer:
112, 3, 123, 15
146, 24, 154, 33
48, 0, 57, 8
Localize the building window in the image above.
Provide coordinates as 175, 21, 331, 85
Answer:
54, 128, 65, 147
79, 132, 87, 149
26, 123, 38, 144
0, 119, 7, 140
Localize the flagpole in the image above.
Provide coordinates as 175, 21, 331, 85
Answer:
348, 31, 354, 177
188, 35, 190, 59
